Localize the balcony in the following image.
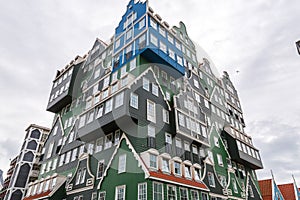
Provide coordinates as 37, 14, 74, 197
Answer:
222, 126, 263, 169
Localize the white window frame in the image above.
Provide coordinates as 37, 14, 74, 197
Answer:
118, 154, 127, 173
147, 100, 156, 123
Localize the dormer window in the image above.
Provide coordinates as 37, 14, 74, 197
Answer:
184, 165, 191, 179
149, 154, 157, 169
162, 158, 169, 173
174, 161, 181, 176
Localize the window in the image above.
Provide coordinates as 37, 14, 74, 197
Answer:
115, 92, 124, 108
115, 39, 121, 49
194, 79, 199, 88
87, 142, 94, 155
126, 28, 132, 40
139, 18, 145, 29
94, 69, 100, 79
153, 182, 163, 200
80, 168, 86, 184
150, 34, 158, 46
184, 165, 191, 179
149, 154, 157, 169
143, 78, 150, 91
148, 125, 155, 137
115, 185, 125, 200
207, 150, 214, 163
76, 169, 81, 185
118, 154, 126, 173
120, 66, 127, 77
208, 172, 215, 187
150, 18, 157, 30
180, 188, 188, 200
130, 93, 138, 109
167, 185, 176, 199
152, 83, 159, 96
71, 148, 77, 162
169, 49, 175, 60
184, 141, 190, 152
201, 193, 209, 200
204, 99, 209, 108
111, 83, 118, 94
96, 104, 104, 118
214, 136, 219, 147
168, 34, 174, 44
162, 159, 169, 173
232, 179, 238, 193
46, 141, 54, 159
194, 168, 201, 182
52, 126, 58, 136
138, 183, 147, 200
174, 161, 181, 176
79, 145, 85, 156
65, 151, 71, 164
129, 58, 136, 71
79, 114, 86, 128
177, 55, 183, 66
147, 100, 156, 123
95, 138, 104, 153
97, 160, 105, 179
191, 190, 199, 200
162, 109, 169, 123
87, 110, 94, 124
105, 99, 113, 114
102, 89, 109, 99
112, 72, 118, 82
159, 26, 166, 37
114, 130, 121, 145
99, 192, 106, 200
178, 113, 185, 127
103, 76, 110, 89
160, 41, 167, 54
104, 134, 113, 149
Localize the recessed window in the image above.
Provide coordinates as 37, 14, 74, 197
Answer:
112, 72, 118, 82
120, 66, 127, 77
126, 28, 132, 40
95, 138, 103, 153
118, 154, 126, 173
174, 161, 181, 176
184, 165, 191, 179
191, 190, 199, 200
59, 153, 65, 167
129, 58, 136, 71
71, 148, 77, 162
115, 39, 121, 49
175, 40, 182, 51
217, 154, 223, 166
96, 104, 104, 118
153, 182, 163, 200
167, 34, 174, 44
147, 100, 156, 123
103, 76, 110, 89
115, 185, 125, 200
194, 168, 201, 182
162, 109, 169, 124
169, 49, 175, 60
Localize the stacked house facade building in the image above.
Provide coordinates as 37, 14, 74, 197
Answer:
2, 124, 49, 200
24, 0, 263, 199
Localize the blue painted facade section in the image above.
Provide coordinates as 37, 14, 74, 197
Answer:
112, 0, 185, 75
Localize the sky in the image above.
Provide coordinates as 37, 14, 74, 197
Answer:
0, 0, 300, 186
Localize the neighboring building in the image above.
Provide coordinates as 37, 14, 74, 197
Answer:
3, 124, 50, 200
259, 179, 284, 200
24, 0, 263, 199
0, 170, 3, 190
259, 177, 300, 200
0, 156, 18, 200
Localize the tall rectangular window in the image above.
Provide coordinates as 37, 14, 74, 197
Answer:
115, 92, 124, 108
191, 190, 199, 200
95, 138, 103, 153
147, 100, 156, 122
162, 109, 169, 123
143, 78, 150, 91
153, 182, 163, 200
97, 160, 105, 179
162, 158, 169, 173
217, 154, 223, 166
46, 141, 55, 159
167, 185, 176, 199
149, 154, 157, 169
138, 183, 147, 200
130, 93, 138, 109
208, 172, 215, 187
174, 161, 181, 176
71, 148, 77, 162
152, 83, 159, 96
104, 133, 113, 149
105, 99, 113, 114
178, 113, 185, 127
118, 154, 126, 173
115, 185, 125, 200
179, 188, 188, 200
150, 34, 158, 46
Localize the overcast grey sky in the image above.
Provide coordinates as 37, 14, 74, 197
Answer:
0, 0, 300, 185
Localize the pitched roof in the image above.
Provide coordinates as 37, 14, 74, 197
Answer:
258, 179, 272, 200
278, 183, 296, 200
149, 171, 209, 191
